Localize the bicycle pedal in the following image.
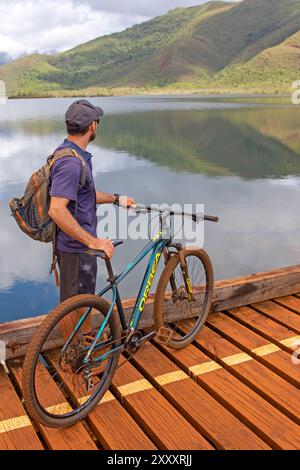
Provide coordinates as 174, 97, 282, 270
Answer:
156, 327, 173, 345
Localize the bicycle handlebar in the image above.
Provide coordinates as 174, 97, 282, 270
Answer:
204, 215, 219, 223
133, 204, 219, 223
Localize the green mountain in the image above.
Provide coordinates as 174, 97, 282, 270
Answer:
1, 0, 300, 97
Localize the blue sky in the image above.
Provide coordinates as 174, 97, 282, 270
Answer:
0, 0, 240, 61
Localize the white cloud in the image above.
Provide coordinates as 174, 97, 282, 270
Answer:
0, 0, 147, 58
72, 0, 209, 17
0, 0, 241, 58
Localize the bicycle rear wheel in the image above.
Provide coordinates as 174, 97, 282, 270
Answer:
23, 294, 121, 428
154, 249, 213, 349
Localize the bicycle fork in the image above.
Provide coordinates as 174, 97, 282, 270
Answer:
164, 246, 194, 302
157, 246, 195, 345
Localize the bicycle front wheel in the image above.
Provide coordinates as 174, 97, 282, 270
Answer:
23, 294, 121, 428
154, 249, 214, 349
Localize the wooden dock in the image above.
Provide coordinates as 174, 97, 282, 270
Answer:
1, 265, 300, 450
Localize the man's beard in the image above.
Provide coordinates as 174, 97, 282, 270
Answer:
89, 131, 97, 142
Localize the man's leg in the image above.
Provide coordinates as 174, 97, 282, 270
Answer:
57, 251, 97, 342
78, 252, 98, 298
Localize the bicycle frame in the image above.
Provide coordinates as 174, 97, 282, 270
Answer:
61, 229, 172, 365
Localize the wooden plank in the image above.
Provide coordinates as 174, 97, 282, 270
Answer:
0, 316, 46, 360
212, 264, 300, 312
0, 367, 43, 450
130, 342, 269, 450
188, 324, 300, 424
47, 351, 157, 450
8, 358, 98, 450
87, 392, 157, 451
151, 339, 300, 449
226, 306, 300, 353
206, 312, 300, 388
2, 264, 300, 359
251, 300, 300, 334
274, 295, 300, 314
111, 359, 214, 450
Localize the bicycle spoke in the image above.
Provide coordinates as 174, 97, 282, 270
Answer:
158, 252, 210, 345
28, 298, 119, 421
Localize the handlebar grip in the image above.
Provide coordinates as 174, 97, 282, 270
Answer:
204, 215, 219, 223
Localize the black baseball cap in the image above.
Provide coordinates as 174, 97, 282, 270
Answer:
65, 99, 104, 132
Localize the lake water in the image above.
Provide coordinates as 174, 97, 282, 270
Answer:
1, 95, 300, 323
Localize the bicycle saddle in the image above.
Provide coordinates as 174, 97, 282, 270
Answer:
85, 240, 124, 258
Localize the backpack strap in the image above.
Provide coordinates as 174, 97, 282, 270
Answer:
48, 148, 87, 189
50, 227, 60, 288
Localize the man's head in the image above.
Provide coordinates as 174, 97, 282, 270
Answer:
65, 99, 104, 143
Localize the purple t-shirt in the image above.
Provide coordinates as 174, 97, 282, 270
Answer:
50, 139, 97, 253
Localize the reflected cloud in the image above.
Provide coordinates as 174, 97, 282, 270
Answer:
268, 177, 300, 187
0, 204, 51, 290
0, 127, 152, 189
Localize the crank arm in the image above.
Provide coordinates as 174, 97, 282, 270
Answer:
135, 331, 157, 347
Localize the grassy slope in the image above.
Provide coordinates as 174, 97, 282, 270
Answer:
212, 30, 300, 94
0, 54, 61, 96
42, 2, 233, 89
1, 0, 300, 97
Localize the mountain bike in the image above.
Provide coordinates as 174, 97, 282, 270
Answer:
23, 204, 218, 428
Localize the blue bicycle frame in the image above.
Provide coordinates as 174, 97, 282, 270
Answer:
61, 229, 171, 365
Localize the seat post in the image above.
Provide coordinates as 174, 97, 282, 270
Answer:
105, 256, 127, 330
105, 258, 115, 282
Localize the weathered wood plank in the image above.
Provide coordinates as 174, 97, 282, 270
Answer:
1, 264, 300, 359
9, 358, 98, 451
0, 367, 43, 450
274, 295, 300, 314
151, 338, 300, 449
206, 312, 300, 388
47, 351, 157, 450
226, 306, 300, 354
186, 324, 300, 425
111, 359, 213, 450
131, 342, 269, 450
251, 300, 300, 335
212, 264, 300, 312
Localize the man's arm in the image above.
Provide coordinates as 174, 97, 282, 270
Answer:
96, 191, 136, 208
96, 192, 117, 205
49, 196, 114, 258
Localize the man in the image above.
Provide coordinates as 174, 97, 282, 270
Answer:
49, 99, 135, 309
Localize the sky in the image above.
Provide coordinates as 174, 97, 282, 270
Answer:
0, 0, 239, 62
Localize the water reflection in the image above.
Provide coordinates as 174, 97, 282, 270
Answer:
2, 105, 300, 181
1, 97, 300, 321
99, 108, 300, 179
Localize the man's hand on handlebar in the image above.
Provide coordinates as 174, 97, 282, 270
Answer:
119, 196, 136, 209
132, 203, 219, 224
88, 238, 115, 259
